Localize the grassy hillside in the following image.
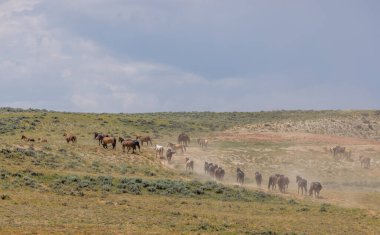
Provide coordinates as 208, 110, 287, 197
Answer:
0, 108, 379, 234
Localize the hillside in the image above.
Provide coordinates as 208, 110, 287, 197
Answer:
0, 108, 379, 234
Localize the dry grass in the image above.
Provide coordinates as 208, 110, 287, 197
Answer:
0, 109, 380, 234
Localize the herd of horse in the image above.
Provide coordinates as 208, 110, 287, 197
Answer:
330, 145, 372, 169
203, 163, 322, 198
204, 161, 225, 181
330, 145, 353, 161
19, 131, 375, 200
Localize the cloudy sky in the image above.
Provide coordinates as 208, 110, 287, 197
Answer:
0, 0, 379, 113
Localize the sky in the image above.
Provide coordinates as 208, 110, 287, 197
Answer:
0, 0, 379, 113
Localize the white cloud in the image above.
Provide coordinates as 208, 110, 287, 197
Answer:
0, 1, 378, 112
0, 0, 220, 112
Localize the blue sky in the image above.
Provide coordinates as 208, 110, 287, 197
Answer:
0, 0, 379, 112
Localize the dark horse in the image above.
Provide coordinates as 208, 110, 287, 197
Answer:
296, 176, 308, 195
277, 175, 289, 193
268, 175, 278, 190
236, 168, 245, 184
255, 172, 262, 187
21, 135, 35, 142
166, 148, 176, 162
94, 132, 109, 145
309, 182, 323, 198
178, 133, 190, 146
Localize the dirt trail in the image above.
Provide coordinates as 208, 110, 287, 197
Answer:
220, 130, 380, 146
163, 131, 380, 212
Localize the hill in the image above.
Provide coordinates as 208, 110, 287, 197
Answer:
0, 108, 379, 234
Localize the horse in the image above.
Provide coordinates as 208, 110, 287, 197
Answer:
155, 144, 164, 158
268, 175, 278, 190
102, 137, 117, 149
309, 182, 323, 198
206, 163, 214, 175
215, 167, 225, 181
359, 156, 371, 169
208, 164, 218, 177
166, 148, 176, 162
204, 161, 210, 175
167, 142, 186, 153
296, 176, 308, 195
94, 132, 109, 145
21, 135, 35, 142
37, 138, 47, 143
119, 137, 132, 143
332, 146, 345, 158
197, 138, 208, 149
185, 157, 194, 171
136, 136, 152, 146
277, 175, 288, 193
178, 133, 190, 146
236, 168, 245, 184
255, 172, 262, 187
63, 133, 77, 143
343, 150, 353, 161
122, 140, 140, 153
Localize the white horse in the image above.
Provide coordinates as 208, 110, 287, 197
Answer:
155, 144, 164, 158
197, 138, 208, 149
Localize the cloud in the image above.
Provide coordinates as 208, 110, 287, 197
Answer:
0, 0, 379, 112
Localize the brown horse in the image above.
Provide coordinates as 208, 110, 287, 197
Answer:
102, 137, 117, 149
21, 135, 35, 142
136, 136, 152, 146
122, 140, 140, 153
63, 133, 77, 143
167, 142, 186, 153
